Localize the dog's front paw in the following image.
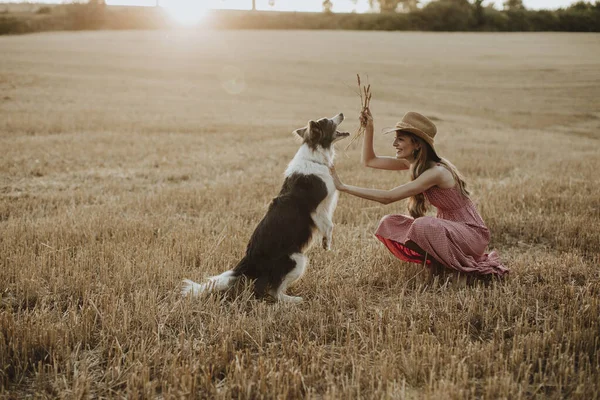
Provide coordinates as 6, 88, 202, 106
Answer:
322, 236, 331, 251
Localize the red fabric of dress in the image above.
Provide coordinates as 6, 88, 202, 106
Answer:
374, 184, 508, 276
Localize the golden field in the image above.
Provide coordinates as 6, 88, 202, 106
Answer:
0, 30, 599, 398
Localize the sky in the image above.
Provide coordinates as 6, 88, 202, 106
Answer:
0, 0, 586, 11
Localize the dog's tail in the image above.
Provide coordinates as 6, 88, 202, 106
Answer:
181, 256, 254, 298
181, 270, 239, 297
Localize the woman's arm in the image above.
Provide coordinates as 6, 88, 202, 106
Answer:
361, 109, 410, 171
330, 166, 442, 205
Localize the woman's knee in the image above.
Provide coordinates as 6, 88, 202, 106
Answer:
379, 214, 395, 224
411, 216, 436, 233
378, 214, 413, 225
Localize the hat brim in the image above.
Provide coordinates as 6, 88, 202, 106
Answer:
382, 125, 440, 160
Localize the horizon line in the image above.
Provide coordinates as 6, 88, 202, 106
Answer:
0, 0, 587, 12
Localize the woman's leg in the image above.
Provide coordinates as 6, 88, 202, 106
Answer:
404, 240, 447, 281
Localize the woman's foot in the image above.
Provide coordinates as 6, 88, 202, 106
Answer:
425, 259, 446, 284
453, 272, 468, 288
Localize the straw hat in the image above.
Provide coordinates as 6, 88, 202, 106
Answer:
382, 112, 440, 159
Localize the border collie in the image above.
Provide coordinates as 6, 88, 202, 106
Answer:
181, 113, 349, 303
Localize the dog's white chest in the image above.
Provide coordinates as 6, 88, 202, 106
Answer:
285, 145, 335, 193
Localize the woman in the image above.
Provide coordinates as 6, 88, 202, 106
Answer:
329, 109, 507, 277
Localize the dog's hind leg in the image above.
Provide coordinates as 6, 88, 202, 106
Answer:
182, 270, 239, 297
269, 253, 307, 303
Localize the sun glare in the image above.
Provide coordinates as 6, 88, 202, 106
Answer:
163, 0, 209, 25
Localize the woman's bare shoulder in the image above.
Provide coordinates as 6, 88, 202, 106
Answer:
431, 163, 456, 188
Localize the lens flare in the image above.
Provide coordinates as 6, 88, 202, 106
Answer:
219, 65, 246, 95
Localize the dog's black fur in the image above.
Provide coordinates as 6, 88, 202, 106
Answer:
233, 172, 328, 296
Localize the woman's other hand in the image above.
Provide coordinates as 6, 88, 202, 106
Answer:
328, 165, 346, 191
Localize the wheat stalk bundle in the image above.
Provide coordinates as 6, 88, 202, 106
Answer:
345, 74, 372, 150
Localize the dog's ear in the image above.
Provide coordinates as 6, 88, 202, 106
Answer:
293, 126, 308, 139
308, 120, 321, 142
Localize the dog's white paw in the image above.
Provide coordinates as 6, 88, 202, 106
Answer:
322, 236, 331, 251
278, 294, 303, 304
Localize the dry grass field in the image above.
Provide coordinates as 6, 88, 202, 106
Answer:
1, 30, 599, 398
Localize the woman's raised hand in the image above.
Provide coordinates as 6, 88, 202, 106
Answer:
359, 107, 373, 128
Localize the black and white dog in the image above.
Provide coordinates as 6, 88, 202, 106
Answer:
182, 113, 349, 303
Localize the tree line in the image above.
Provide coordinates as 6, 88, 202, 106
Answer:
217, 0, 600, 32
1, 0, 599, 35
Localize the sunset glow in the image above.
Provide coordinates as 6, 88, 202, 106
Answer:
163, 0, 209, 24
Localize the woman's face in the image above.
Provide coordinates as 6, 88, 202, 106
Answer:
393, 132, 419, 160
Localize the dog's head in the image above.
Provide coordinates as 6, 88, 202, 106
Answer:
293, 113, 349, 150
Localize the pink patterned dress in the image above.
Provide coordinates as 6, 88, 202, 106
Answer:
374, 184, 508, 276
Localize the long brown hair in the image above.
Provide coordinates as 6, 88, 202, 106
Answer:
403, 132, 470, 218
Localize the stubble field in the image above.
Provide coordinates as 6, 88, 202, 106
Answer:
1, 30, 599, 398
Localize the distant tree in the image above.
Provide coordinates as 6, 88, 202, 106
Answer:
568, 0, 595, 10
268, 0, 275, 7
88, 0, 106, 5
369, 0, 401, 12
440, 0, 471, 6
251, 0, 256, 11
369, 0, 418, 12
323, 0, 333, 12
404, 0, 419, 11
473, 0, 485, 26
420, 0, 476, 30
504, 0, 525, 10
